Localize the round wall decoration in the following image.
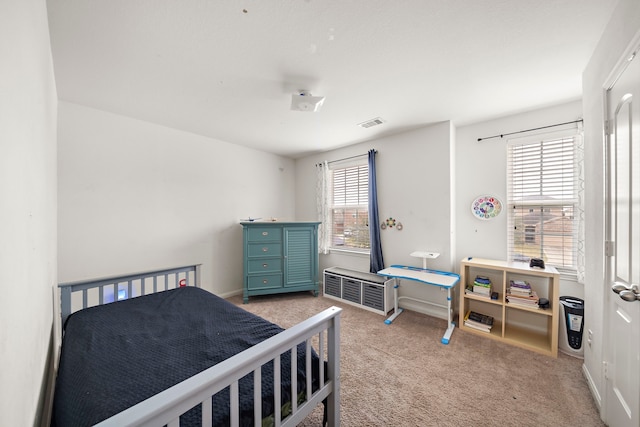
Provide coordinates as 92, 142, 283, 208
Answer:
471, 195, 502, 220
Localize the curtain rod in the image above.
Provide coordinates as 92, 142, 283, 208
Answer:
315, 150, 377, 167
477, 119, 583, 142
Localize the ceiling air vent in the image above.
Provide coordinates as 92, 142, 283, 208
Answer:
358, 117, 385, 129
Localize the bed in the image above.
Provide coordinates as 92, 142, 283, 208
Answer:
52, 265, 341, 426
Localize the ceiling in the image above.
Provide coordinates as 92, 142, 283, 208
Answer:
47, 0, 618, 159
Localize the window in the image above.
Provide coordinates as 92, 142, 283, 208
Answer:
330, 163, 370, 251
507, 134, 579, 273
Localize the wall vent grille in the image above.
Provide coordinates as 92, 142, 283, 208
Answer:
358, 117, 385, 128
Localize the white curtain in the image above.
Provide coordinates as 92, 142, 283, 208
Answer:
576, 132, 586, 284
316, 161, 331, 254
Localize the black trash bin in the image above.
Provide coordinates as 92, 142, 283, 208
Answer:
559, 296, 584, 357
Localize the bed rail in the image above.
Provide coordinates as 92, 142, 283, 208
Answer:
58, 264, 201, 327
95, 305, 342, 427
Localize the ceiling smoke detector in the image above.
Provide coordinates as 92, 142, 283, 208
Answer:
290, 90, 325, 112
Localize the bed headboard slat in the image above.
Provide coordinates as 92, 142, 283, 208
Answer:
58, 264, 201, 329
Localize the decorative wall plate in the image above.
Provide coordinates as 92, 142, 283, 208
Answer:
471, 195, 502, 220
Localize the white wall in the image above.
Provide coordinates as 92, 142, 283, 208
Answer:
0, 1, 58, 426
582, 0, 640, 413
455, 100, 584, 300
296, 105, 592, 319
57, 102, 297, 296
48, 2, 640, 422
295, 122, 454, 317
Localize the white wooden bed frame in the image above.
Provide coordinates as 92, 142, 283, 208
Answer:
57, 264, 341, 427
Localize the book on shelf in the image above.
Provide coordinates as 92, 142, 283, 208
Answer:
472, 285, 492, 295
474, 279, 491, 287
465, 289, 492, 299
506, 290, 540, 308
466, 276, 494, 301
509, 280, 531, 291
506, 290, 539, 300
464, 310, 494, 332
467, 310, 494, 326
473, 281, 491, 287
472, 276, 492, 296
507, 299, 540, 308
509, 291, 532, 298
463, 321, 491, 333
475, 276, 491, 284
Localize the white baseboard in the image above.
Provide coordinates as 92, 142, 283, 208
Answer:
399, 299, 448, 321
582, 362, 602, 411
218, 289, 242, 299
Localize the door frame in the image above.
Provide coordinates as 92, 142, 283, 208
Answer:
602, 29, 640, 426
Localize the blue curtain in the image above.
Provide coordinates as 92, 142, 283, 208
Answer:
368, 149, 384, 273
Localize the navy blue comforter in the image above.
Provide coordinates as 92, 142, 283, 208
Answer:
52, 287, 320, 426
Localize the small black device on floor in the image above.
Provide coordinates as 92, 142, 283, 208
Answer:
560, 297, 585, 350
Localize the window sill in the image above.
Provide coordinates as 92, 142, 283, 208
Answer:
328, 248, 370, 257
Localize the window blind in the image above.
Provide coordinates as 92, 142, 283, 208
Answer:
330, 164, 370, 249
332, 165, 368, 206
507, 136, 578, 271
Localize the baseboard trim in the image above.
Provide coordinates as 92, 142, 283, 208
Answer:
218, 288, 242, 299
36, 322, 56, 427
399, 299, 448, 321
582, 362, 602, 411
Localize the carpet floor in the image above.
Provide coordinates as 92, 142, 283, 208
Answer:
228, 291, 603, 427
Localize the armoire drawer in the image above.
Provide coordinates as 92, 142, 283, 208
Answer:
247, 273, 283, 290
247, 258, 282, 274
247, 242, 282, 258
246, 227, 281, 242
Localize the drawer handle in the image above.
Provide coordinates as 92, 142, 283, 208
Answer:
262, 231, 269, 236
263, 279, 268, 284
262, 247, 269, 252
262, 263, 268, 268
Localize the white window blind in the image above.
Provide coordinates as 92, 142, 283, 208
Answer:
507, 136, 578, 272
330, 164, 370, 250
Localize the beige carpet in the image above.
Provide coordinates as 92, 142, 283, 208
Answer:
228, 292, 603, 427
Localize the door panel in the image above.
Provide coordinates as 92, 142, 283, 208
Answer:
284, 227, 314, 286
615, 99, 631, 283
606, 48, 640, 427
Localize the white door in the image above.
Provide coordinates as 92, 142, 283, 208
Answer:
605, 45, 640, 427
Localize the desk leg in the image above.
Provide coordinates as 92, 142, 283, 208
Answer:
384, 278, 404, 324
441, 287, 455, 344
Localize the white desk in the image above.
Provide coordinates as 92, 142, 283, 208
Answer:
378, 265, 460, 344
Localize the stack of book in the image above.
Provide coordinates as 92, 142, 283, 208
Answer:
466, 276, 492, 298
463, 310, 494, 333
506, 280, 540, 308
